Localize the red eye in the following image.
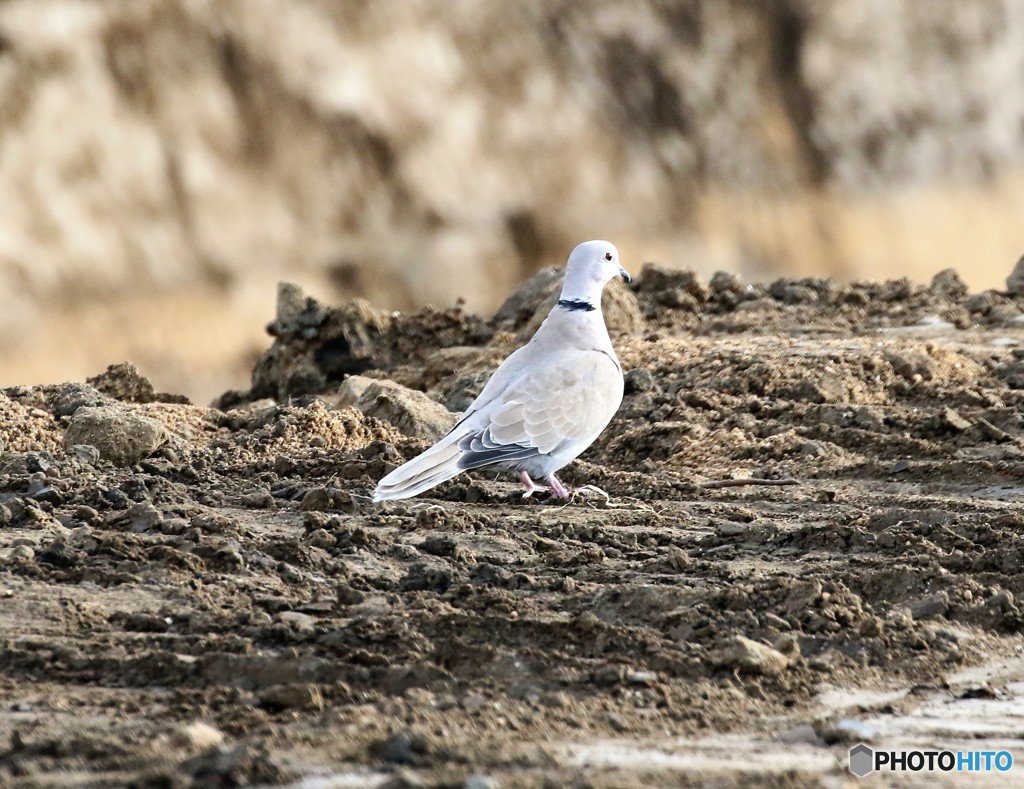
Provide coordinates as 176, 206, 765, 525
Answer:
604, 252, 613, 261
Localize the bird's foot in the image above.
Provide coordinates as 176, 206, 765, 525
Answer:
545, 474, 570, 500
520, 471, 549, 499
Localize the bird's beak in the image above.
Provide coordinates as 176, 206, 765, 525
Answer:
619, 266, 631, 283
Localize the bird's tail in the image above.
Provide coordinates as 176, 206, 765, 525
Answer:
372, 440, 464, 502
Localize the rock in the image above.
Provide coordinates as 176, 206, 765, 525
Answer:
10, 545, 34, 562
171, 721, 225, 752
43, 383, 114, 418
939, 407, 973, 433
799, 439, 845, 458
123, 503, 163, 532
909, 594, 949, 621
930, 268, 967, 298
986, 591, 1015, 611
624, 368, 656, 394
35, 540, 80, 568
327, 375, 376, 409
67, 444, 101, 464
259, 683, 324, 712
965, 291, 996, 315
63, 406, 168, 466
592, 664, 626, 685
989, 303, 1022, 323
781, 375, 846, 403
770, 282, 818, 304
87, 361, 187, 404
851, 406, 885, 431
491, 266, 564, 329
234, 289, 391, 404
278, 611, 317, 634
885, 346, 982, 384
374, 730, 429, 765
355, 380, 456, 441
125, 612, 170, 632
635, 264, 709, 302
710, 271, 742, 294
299, 487, 357, 513
1006, 254, 1024, 296
273, 455, 297, 476
716, 635, 792, 676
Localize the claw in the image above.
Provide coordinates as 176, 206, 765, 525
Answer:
520, 471, 549, 498
545, 474, 570, 499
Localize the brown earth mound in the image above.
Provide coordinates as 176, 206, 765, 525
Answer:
3, 266, 1024, 785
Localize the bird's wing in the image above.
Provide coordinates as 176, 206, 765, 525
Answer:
455, 347, 623, 470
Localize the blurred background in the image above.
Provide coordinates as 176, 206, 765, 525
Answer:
1, 0, 1022, 403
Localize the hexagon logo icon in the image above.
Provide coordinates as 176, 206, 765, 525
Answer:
849, 743, 874, 778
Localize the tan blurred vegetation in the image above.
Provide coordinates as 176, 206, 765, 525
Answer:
1, 0, 1022, 402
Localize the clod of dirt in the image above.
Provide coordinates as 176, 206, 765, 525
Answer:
63, 405, 168, 465
1005, 254, 1024, 296
491, 267, 564, 330
87, 361, 189, 404
243, 283, 392, 403
300, 487, 357, 513
355, 380, 456, 441
328, 375, 375, 409
715, 635, 794, 677
374, 730, 430, 765
884, 345, 983, 384
171, 722, 226, 752
930, 268, 968, 299
259, 684, 325, 712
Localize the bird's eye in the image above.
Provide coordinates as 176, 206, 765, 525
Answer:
604, 252, 613, 261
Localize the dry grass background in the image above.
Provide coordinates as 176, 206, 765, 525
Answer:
0, 0, 1022, 402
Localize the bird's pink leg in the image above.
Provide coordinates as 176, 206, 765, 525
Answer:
545, 474, 570, 499
520, 471, 549, 498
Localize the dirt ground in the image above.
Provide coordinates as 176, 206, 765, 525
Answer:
4, 264, 1024, 787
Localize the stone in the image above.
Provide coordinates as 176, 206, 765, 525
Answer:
171, 721, 225, 751
624, 368, 656, 394
63, 406, 168, 466
355, 380, 456, 441
327, 375, 376, 409
909, 595, 949, 621
491, 266, 564, 330
299, 486, 357, 513
930, 268, 967, 298
1006, 254, 1024, 296
939, 407, 973, 433
259, 683, 324, 712
710, 270, 742, 294
716, 635, 792, 676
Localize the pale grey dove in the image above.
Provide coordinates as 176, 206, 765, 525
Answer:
372, 240, 630, 502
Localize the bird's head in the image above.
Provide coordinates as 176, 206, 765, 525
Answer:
560, 240, 630, 305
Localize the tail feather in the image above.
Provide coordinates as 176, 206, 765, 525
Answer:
372, 442, 464, 502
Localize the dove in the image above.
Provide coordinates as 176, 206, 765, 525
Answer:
372, 240, 630, 502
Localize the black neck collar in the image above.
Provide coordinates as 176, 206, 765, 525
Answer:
557, 298, 596, 312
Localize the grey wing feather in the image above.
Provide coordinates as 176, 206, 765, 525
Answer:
459, 349, 623, 462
